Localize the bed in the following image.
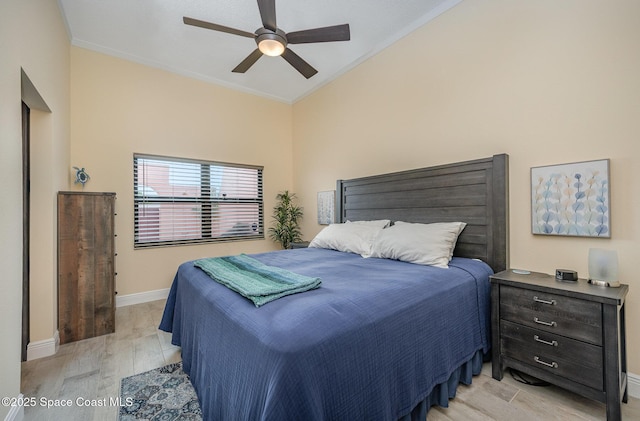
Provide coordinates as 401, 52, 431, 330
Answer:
160, 154, 509, 420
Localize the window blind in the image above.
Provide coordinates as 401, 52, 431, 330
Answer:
133, 153, 263, 248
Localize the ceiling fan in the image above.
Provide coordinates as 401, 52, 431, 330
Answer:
183, 0, 350, 79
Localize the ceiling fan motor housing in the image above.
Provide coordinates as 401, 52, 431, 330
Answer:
256, 28, 287, 56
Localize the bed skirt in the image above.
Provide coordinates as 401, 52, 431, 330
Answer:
401, 349, 485, 421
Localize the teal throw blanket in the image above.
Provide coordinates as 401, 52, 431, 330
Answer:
193, 254, 321, 307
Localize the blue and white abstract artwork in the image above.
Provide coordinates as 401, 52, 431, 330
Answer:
531, 159, 610, 237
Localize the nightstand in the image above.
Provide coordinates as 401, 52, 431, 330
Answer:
490, 270, 628, 421
289, 241, 310, 249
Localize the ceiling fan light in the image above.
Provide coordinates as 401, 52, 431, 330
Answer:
258, 39, 285, 56
256, 28, 287, 57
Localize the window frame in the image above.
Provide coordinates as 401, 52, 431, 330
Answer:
133, 153, 264, 248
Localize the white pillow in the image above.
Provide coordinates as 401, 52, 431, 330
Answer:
346, 219, 391, 229
369, 221, 467, 268
308, 223, 383, 257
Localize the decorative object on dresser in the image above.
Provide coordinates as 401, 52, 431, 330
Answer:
491, 269, 628, 421
57, 191, 116, 344
555, 269, 578, 282
531, 159, 610, 237
589, 248, 621, 287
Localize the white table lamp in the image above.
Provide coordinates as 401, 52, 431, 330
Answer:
588, 248, 620, 287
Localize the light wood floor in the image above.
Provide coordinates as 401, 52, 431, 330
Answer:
21, 299, 640, 420
21, 300, 180, 421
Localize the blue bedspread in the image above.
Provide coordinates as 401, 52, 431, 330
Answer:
160, 248, 493, 421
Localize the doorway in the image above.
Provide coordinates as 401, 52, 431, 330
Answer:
20, 69, 52, 362
22, 101, 30, 362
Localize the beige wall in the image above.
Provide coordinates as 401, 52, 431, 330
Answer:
0, 0, 70, 416
293, 0, 640, 373
69, 47, 292, 298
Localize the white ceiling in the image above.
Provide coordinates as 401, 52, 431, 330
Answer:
58, 0, 463, 103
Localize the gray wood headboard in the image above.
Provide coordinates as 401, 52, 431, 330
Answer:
336, 154, 509, 273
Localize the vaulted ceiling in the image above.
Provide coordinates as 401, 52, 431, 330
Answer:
59, 0, 463, 103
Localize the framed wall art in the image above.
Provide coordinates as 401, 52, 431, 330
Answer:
317, 190, 335, 225
531, 159, 610, 237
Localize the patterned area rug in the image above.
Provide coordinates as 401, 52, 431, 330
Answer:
119, 362, 202, 420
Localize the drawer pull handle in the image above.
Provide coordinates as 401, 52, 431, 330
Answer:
534, 356, 558, 369
534, 335, 558, 347
533, 296, 556, 305
534, 317, 557, 327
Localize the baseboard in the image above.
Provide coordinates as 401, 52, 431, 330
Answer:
24, 289, 169, 359
4, 393, 25, 421
116, 288, 170, 307
629, 371, 640, 399
26, 330, 59, 361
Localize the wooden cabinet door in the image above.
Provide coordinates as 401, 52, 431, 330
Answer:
58, 192, 115, 344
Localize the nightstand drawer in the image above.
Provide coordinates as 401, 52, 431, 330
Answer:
500, 285, 602, 345
502, 333, 603, 390
500, 320, 603, 370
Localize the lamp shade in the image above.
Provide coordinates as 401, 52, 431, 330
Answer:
588, 248, 620, 287
258, 39, 285, 56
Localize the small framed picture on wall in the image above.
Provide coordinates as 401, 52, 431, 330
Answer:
317, 190, 335, 225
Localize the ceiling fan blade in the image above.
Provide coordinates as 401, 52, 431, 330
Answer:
232, 49, 264, 73
257, 0, 277, 31
281, 48, 317, 79
183, 16, 255, 38
287, 24, 350, 44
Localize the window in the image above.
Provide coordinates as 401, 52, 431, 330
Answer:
133, 153, 263, 248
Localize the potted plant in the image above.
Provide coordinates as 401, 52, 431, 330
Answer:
268, 190, 303, 249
